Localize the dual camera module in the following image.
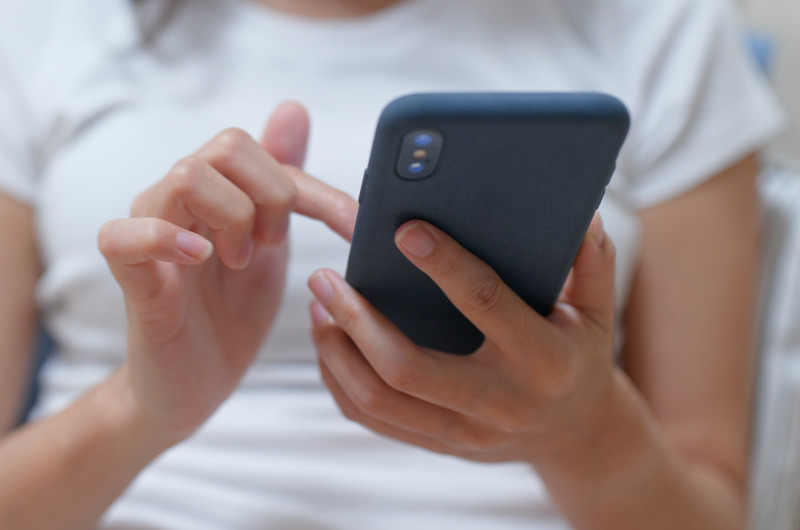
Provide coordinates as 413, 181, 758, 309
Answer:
396, 129, 443, 179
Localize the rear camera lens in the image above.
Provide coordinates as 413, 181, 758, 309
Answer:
408, 162, 425, 174
413, 133, 433, 147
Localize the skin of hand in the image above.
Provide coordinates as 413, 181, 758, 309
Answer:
306, 155, 760, 530
97, 101, 358, 444
308, 213, 618, 464
0, 102, 359, 530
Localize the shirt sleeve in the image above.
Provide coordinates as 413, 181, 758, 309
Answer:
0, 0, 138, 206
0, 47, 40, 205
0, 0, 59, 205
616, 0, 784, 209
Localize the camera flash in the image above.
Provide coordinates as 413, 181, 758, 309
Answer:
413, 149, 427, 160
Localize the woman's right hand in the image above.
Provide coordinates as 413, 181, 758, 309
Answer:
97, 102, 358, 444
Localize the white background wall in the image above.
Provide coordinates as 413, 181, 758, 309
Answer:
742, 0, 800, 161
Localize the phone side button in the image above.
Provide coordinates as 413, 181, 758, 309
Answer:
358, 169, 369, 204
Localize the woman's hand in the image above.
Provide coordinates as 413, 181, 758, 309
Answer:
98, 102, 357, 444
308, 213, 617, 465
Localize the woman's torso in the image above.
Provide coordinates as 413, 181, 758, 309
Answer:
4, 0, 777, 527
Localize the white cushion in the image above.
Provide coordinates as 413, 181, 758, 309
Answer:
750, 162, 800, 530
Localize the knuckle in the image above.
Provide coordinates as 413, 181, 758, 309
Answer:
208, 128, 252, 168
169, 156, 207, 193
381, 361, 423, 394
335, 302, 364, 337
352, 384, 390, 417
215, 127, 252, 152
542, 357, 580, 398
338, 402, 360, 423
450, 425, 498, 453
490, 405, 529, 434
464, 274, 505, 315
431, 248, 461, 277
465, 388, 531, 434
529, 347, 579, 398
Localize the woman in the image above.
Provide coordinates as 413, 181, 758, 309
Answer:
0, 0, 783, 528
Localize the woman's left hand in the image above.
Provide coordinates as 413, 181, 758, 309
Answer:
308, 214, 618, 465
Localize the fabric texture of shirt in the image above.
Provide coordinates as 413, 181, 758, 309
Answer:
0, 0, 783, 527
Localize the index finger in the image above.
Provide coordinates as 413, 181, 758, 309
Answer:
394, 221, 546, 352
194, 128, 297, 246
286, 165, 358, 242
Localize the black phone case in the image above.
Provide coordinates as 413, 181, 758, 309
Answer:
346, 92, 630, 354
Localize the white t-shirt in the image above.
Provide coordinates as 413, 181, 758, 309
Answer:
0, 0, 782, 528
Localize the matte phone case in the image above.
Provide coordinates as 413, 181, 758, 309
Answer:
346, 92, 630, 354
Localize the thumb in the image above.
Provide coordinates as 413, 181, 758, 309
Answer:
260, 101, 310, 168
558, 212, 616, 331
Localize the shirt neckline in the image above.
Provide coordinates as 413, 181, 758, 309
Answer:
227, 0, 440, 41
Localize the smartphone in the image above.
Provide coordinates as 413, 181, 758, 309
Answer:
345, 92, 630, 354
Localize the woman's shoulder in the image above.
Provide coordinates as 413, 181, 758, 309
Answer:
570, 0, 741, 48
462, 0, 732, 27
456, 0, 739, 64
0, 0, 141, 84
0, 0, 62, 68
588, 0, 734, 24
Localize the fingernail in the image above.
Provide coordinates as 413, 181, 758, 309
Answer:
176, 231, 213, 261
308, 271, 334, 306
310, 300, 332, 327
590, 213, 605, 247
396, 222, 436, 258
